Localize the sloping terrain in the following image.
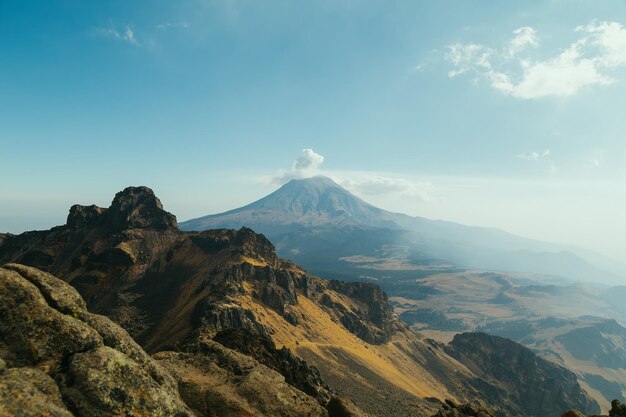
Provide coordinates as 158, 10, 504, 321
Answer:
0, 264, 335, 417
392, 270, 626, 412
0, 186, 600, 417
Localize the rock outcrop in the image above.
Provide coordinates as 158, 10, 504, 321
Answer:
561, 398, 626, 417
326, 280, 402, 344
430, 400, 496, 417
66, 186, 177, 231
213, 328, 334, 405
155, 336, 329, 417
446, 332, 600, 417
0, 264, 192, 417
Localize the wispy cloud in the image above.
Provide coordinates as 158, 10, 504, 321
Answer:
589, 149, 605, 168
340, 175, 436, 202
445, 21, 626, 99
507, 26, 538, 56
156, 22, 190, 30
94, 24, 140, 46
263, 151, 435, 202
517, 149, 551, 161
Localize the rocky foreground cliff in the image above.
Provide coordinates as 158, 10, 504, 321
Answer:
0, 186, 601, 417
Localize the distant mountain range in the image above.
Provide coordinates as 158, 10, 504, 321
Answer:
181, 176, 625, 285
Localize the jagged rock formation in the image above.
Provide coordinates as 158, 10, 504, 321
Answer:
446, 333, 600, 417
562, 398, 626, 417
430, 399, 496, 417
0, 264, 192, 417
326, 280, 399, 344
0, 186, 601, 417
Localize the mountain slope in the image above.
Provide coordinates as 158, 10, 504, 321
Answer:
0, 264, 331, 417
183, 176, 401, 232
180, 176, 623, 284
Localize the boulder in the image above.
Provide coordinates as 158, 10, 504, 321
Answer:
0, 264, 192, 417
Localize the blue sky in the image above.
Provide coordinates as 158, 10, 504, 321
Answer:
2, 0, 626, 258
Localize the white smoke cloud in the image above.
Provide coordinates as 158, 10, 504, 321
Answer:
293, 148, 324, 170
267, 148, 325, 185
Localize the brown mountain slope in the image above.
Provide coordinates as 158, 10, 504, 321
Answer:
0, 264, 333, 417
0, 186, 600, 417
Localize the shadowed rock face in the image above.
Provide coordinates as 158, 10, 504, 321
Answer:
445, 333, 601, 417
562, 398, 626, 417
326, 280, 399, 344
66, 186, 178, 231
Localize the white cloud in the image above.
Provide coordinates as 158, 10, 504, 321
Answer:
446, 43, 491, 77
517, 149, 551, 161
267, 148, 325, 184
264, 152, 435, 202
517, 149, 556, 172
487, 40, 612, 99
123, 26, 139, 45
445, 21, 626, 99
340, 175, 435, 202
517, 152, 541, 161
577, 21, 626, 68
508, 27, 538, 56
95, 24, 140, 46
293, 148, 324, 170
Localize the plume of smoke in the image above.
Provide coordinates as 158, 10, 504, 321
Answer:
269, 148, 325, 184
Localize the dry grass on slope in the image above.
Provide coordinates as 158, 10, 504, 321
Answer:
235, 285, 475, 416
